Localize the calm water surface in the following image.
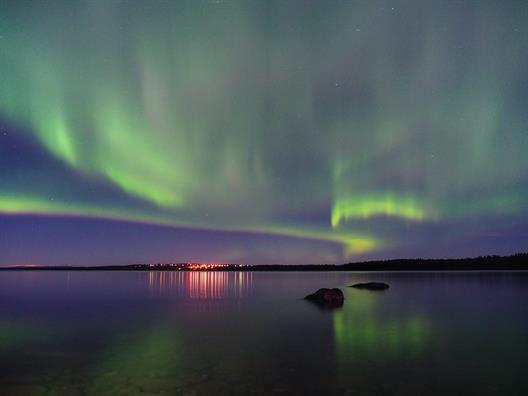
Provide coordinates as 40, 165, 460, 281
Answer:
0, 271, 527, 396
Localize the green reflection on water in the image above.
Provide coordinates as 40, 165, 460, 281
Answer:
83, 326, 186, 396
0, 320, 43, 351
16, 325, 191, 396
333, 292, 429, 362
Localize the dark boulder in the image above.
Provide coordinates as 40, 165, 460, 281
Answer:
349, 282, 389, 291
304, 288, 344, 307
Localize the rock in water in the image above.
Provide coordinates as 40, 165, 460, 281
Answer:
350, 282, 389, 291
304, 288, 344, 306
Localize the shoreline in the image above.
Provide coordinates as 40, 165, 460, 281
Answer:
1, 253, 527, 272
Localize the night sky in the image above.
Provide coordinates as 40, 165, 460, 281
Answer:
1, 0, 527, 266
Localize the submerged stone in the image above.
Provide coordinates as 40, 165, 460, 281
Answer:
349, 282, 389, 291
304, 288, 344, 306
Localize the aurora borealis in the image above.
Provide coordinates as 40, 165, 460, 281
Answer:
1, 0, 527, 265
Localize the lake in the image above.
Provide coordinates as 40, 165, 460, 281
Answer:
0, 271, 526, 395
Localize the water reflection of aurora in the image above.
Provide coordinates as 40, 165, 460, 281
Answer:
333, 293, 429, 360
85, 326, 187, 396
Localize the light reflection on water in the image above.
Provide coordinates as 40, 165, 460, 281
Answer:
147, 271, 253, 300
0, 271, 526, 396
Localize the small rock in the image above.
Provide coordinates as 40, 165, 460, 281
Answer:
349, 282, 389, 291
304, 288, 344, 307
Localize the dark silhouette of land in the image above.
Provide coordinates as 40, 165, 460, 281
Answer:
1, 253, 527, 271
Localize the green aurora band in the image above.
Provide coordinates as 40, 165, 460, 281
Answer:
1, 1, 528, 261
